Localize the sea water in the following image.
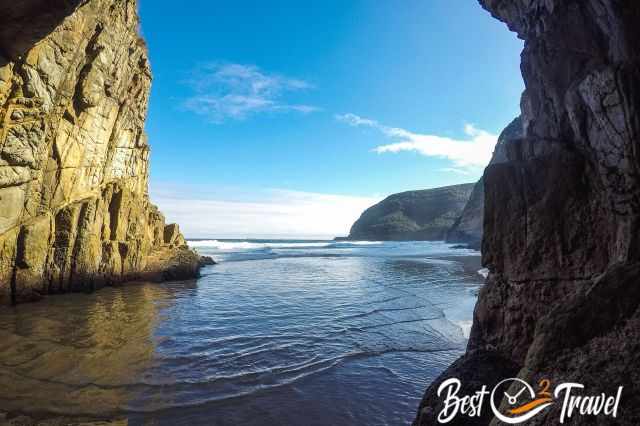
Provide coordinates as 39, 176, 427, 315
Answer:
0, 240, 483, 425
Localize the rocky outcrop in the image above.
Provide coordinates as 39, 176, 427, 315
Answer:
444, 179, 484, 249
347, 183, 474, 241
415, 1, 640, 424
0, 0, 201, 305
446, 117, 522, 249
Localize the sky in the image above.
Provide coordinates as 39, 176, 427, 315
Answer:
138, 0, 524, 239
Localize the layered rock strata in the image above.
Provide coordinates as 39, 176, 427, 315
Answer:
416, 0, 640, 424
0, 0, 201, 305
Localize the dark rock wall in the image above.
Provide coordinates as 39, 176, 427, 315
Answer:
0, 0, 84, 61
415, 1, 640, 424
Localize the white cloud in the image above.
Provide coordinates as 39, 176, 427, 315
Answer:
183, 63, 320, 122
336, 113, 379, 127
438, 168, 472, 175
150, 183, 382, 239
336, 113, 498, 169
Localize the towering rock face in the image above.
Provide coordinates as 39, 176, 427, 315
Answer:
446, 117, 522, 249
415, 1, 640, 424
0, 0, 200, 304
347, 183, 474, 241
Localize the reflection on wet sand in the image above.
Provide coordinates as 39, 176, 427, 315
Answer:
0, 241, 481, 425
0, 282, 181, 417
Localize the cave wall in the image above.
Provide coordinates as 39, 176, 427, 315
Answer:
415, 1, 640, 424
0, 0, 197, 304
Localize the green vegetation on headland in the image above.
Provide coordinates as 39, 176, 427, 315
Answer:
344, 183, 475, 241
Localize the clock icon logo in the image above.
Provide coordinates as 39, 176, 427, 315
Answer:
490, 378, 554, 424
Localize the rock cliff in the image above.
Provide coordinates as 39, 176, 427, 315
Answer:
347, 184, 474, 241
0, 0, 201, 305
446, 117, 522, 249
415, 0, 640, 424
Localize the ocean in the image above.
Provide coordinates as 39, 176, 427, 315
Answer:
0, 240, 483, 425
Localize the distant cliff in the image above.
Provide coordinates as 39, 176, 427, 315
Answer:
446, 117, 522, 249
415, 0, 640, 424
347, 184, 474, 241
0, 0, 201, 304
351, 118, 522, 248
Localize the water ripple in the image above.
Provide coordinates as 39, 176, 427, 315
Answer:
0, 240, 482, 425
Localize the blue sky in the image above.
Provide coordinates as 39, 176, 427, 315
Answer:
138, 0, 524, 238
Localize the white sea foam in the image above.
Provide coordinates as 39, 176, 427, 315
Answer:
477, 268, 489, 279
338, 241, 383, 246
187, 240, 324, 250
454, 320, 473, 339
187, 239, 383, 250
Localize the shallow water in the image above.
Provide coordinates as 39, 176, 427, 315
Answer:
0, 240, 482, 425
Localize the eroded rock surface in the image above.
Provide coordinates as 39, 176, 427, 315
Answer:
0, 0, 200, 304
416, 1, 640, 424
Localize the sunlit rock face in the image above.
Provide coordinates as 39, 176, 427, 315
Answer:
0, 0, 199, 304
415, 1, 640, 424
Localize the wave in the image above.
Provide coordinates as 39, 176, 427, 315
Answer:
187, 240, 325, 250
118, 346, 461, 417
327, 241, 383, 248
453, 320, 473, 339
187, 239, 382, 251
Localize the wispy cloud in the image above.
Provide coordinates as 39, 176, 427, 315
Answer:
438, 168, 472, 175
150, 183, 382, 239
336, 113, 498, 169
184, 63, 320, 122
